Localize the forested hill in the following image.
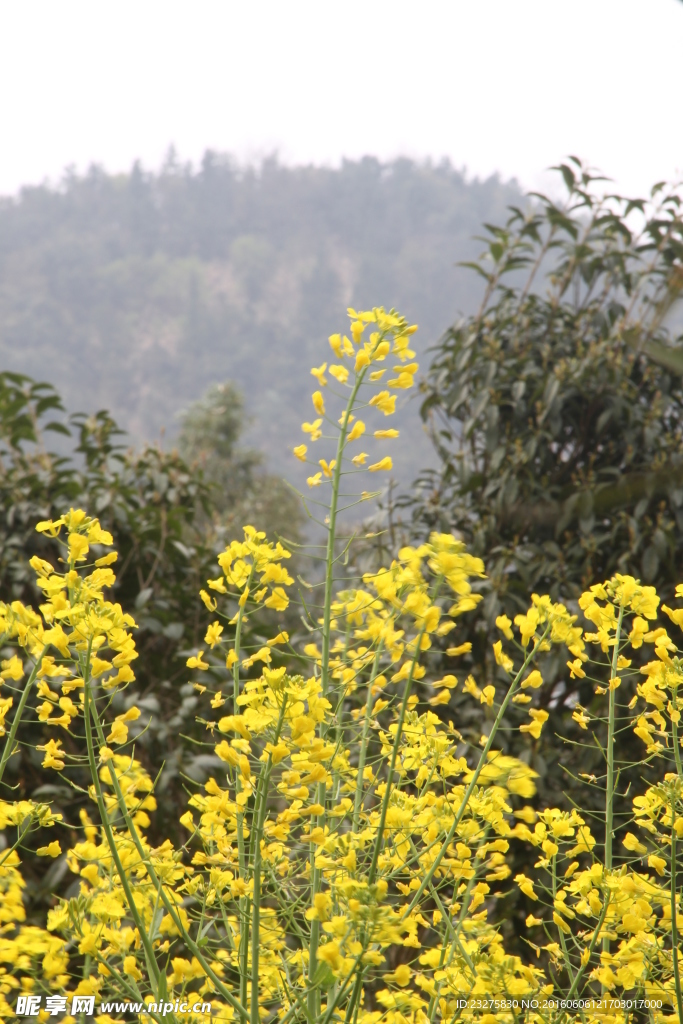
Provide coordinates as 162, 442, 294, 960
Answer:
0, 154, 524, 486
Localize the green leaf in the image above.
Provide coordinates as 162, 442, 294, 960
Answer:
311, 962, 335, 990
642, 339, 683, 376
44, 421, 71, 436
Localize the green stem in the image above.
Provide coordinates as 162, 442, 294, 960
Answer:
603, 603, 624, 963
0, 644, 49, 787
672, 680, 683, 780
280, 945, 369, 1024
343, 973, 363, 1024
671, 798, 683, 1023
314, 947, 369, 1024
412, 834, 481, 981
231, 571, 252, 717
352, 645, 383, 833
309, 357, 373, 1022
0, 822, 37, 871
251, 696, 287, 1024
89, 951, 168, 1024
402, 628, 550, 920
320, 371, 366, 700
307, 833, 322, 1021
434, 881, 475, 964
554, 894, 610, 1023
344, 606, 435, 1024
239, 898, 249, 1018
83, 676, 164, 999
426, 883, 475, 1024
87, 682, 248, 1019
232, 574, 250, 872
368, 620, 429, 885
551, 854, 576, 993
232, 568, 253, 1023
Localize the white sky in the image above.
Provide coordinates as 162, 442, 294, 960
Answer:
1, 0, 681, 198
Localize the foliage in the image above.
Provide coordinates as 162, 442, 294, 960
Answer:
3, 307, 683, 1024
0, 372, 298, 865
0, 154, 523, 488
409, 162, 683, 812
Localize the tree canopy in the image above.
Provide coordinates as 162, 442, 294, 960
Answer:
408, 160, 683, 816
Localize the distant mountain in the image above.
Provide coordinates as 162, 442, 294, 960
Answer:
0, 154, 524, 490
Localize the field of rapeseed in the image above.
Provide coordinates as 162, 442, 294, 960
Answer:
1, 309, 682, 1024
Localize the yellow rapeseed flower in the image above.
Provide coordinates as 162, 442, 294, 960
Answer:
302, 419, 323, 441
369, 391, 396, 416
312, 391, 325, 416
329, 364, 349, 383
187, 651, 210, 670
205, 621, 224, 648
37, 841, 62, 857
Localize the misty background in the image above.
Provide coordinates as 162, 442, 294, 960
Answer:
0, 154, 524, 488
1, 0, 681, 496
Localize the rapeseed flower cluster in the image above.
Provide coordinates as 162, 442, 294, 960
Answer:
0, 311, 682, 1024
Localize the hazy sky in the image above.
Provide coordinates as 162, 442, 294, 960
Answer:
2, 0, 681, 198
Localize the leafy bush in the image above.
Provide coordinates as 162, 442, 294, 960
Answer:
0, 373, 300, 860
409, 164, 683, 812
